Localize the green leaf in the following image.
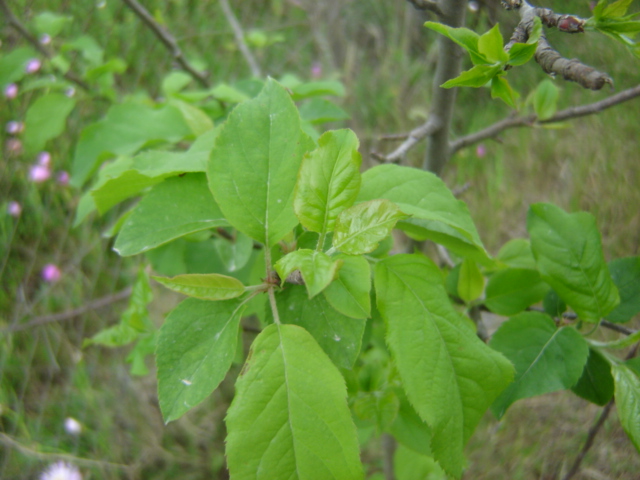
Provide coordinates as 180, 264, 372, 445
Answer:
126, 333, 157, 376
478, 23, 508, 64
299, 98, 350, 124
71, 102, 191, 186
157, 297, 245, 423
533, 79, 559, 120
457, 259, 484, 303
323, 254, 371, 319
294, 129, 362, 236
24, 93, 76, 154
602, 0, 634, 18
358, 165, 491, 265
169, 98, 214, 136
527, 203, 620, 322
424, 22, 485, 65
275, 284, 366, 369
394, 444, 447, 480
374, 254, 513, 478
275, 249, 342, 298
497, 239, 536, 269
543, 288, 567, 317
213, 231, 254, 272
606, 256, 640, 323
388, 391, 433, 457
153, 273, 245, 300
208, 78, 314, 246
291, 80, 346, 101
33, 11, 71, 36
442, 64, 501, 88
353, 389, 399, 431
612, 364, 640, 452
490, 75, 519, 108
485, 268, 549, 316
489, 312, 589, 418
332, 199, 407, 255
507, 42, 537, 66
210, 82, 250, 103
113, 173, 228, 256
226, 323, 363, 479
571, 348, 614, 406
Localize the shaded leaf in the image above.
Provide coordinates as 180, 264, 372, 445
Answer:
612, 364, 640, 452
458, 259, 484, 303
606, 256, 640, 323
323, 254, 371, 319
571, 348, 614, 406
485, 268, 549, 316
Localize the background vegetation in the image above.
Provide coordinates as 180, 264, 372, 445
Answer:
1, 0, 639, 478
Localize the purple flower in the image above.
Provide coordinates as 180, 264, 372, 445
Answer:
311, 61, 322, 79
41, 264, 62, 283
40, 34, 52, 45
6, 121, 24, 135
7, 201, 22, 217
475, 144, 487, 158
64, 417, 82, 435
25, 58, 42, 74
29, 164, 51, 183
57, 171, 70, 186
65, 87, 76, 98
37, 151, 52, 167
39, 461, 82, 480
4, 83, 18, 99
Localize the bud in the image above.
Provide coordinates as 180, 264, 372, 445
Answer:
29, 164, 51, 183
25, 58, 42, 74
65, 87, 76, 98
57, 171, 70, 186
475, 144, 487, 158
6, 121, 24, 135
41, 264, 62, 283
6, 139, 23, 155
4, 83, 18, 99
557, 16, 584, 33
64, 417, 82, 435
311, 61, 322, 79
40, 34, 52, 45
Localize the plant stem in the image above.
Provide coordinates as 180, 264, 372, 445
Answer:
263, 242, 280, 324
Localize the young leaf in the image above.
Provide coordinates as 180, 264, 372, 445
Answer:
527, 203, 620, 322
323, 254, 372, 319
225, 324, 363, 479
275, 284, 366, 369
294, 129, 362, 237
153, 273, 245, 300
457, 259, 484, 303
291, 80, 346, 100
484, 268, 549, 316
24, 93, 76, 154
299, 98, 350, 124
375, 254, 513, 478
571, 348, 614, 406
424, 22, 485, 65
490, 75, 519, 108
113, 173, 228, 256
507, 42, 537, 66
394, 444, 448, 480
388, 391, 433, 457
358, 165, 491, 265
606, 256, 640, 323
477, 23, 508, 64
612, 364, 640, 452
157, 297, 245, 423
602, 0, 634, 18
332, 199, 407, 255
441, 64, 501, 88
275, 249, 342, 298
533, 79, 559, 120
497, 239, 536, 270
489, 312, 589, 418
208, 78, 314, 246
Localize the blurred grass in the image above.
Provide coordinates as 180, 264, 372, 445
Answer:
1, 0, 639, 478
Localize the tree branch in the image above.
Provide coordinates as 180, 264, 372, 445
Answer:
449, 84, 640, 154
120, 0, 211, 88
374, 116, 442, 163
3, 287, 132, 333
0, 0, 91, 91
218, 0, 262, 78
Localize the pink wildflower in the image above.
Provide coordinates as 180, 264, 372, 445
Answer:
39, 461, 82, 480
64, 417, 82, 435
37, 151, 52, 167
4, 83, 18, 99
7, 201, 22, 217
65, 87, 76, 98
57, 171, 70, 186
475, 144, 487, 158
311, 61, 322, 79
29, 164, 51, 183
6, 121, 24, 135
40, 34, 52, 45
41, 264, 62, 283
25, 58, 42, 74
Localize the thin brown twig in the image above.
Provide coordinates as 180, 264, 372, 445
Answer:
0, 0, 91, 91
3, 287, 132, 333
218, 0, 262, 78
120, 0, 211, 88
449, 84, 640, 154
562, 342, 640, 480
406, 0, 443, 16
377, 116, 442, 163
